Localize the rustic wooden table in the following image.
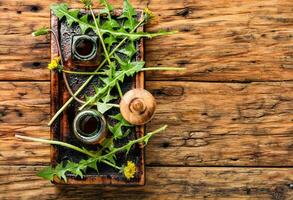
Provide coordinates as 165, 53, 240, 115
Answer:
1, 0, 293, 199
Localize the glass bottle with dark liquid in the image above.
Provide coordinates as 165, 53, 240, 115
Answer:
74, 37, 95, 59
71, 35, 101, 66
73, 109, 107, 144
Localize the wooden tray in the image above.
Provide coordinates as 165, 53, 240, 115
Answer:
50, 9, 145, 185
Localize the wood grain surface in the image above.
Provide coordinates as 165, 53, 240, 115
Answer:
0, 0, 292, 81
1, 166, 292, 200
0, 0, 292, 199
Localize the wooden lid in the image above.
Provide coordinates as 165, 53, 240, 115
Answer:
120, 89, 156, 125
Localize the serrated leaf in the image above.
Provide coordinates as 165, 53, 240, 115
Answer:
51, 3, 175, 41
93, 85, 102, 94
81, 59, 144, 108
55, 163, 68, 182
116, 27, 128, 34
108, 62, 117, 78
123, 128, 131, 138
124, 61, 145, 76
100, 76, 110, 84
79, 38, 145, 110
95, 138, 116, 165
118, 41, 136, 58
108, 113, 133, 139
66, 162, 83, 178
32, 125, 167, 183
101, 94, 117, 102
78, 159, 89, 173
67, 10, 79, 26
81, 147, 98, 156
79, 15, 90, 34
125, 142, 133, 155
32, 27, 50, 37
99, 0, 121, 32
119, 0, 138, 29
36, 166, 55, 181
96, 102, 114, 114
108, 123, 123, 139
104, 34, 117, 48
124, 17, 138, 30
109, 124, 130, 139
87, 158, 99, 172
99, 0, 113, 15
101, 138, 115, 151
143, 134, 152, 145
102, 20, 120, 30
104, 154, 116, 165
114, 53, 127, 66
84, 94, 91, 102
51, 3, 68, 19
110, 113, 132, 127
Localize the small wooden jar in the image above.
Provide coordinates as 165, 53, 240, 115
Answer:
120, 89, 156, 125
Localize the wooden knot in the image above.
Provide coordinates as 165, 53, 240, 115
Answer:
120, 89, 156, 125
129, 98, 146, 114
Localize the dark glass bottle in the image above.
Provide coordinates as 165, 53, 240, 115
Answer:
73, 109, 107, 144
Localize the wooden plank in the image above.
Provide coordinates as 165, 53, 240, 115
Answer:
1, 81, 292, 166
0, 82, 50, 164
0, 82, 50, 125
0, 125, 50, 165
0, 166, 292, 200
146, 81, 293, 166
0, 0, 292, 81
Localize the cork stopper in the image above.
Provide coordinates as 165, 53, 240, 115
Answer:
120, 89, 156, 125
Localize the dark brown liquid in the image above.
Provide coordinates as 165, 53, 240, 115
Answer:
75, 38, 94, 56
79, 115, 101, 136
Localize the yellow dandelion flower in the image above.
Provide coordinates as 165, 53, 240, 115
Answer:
48, 57, 60, 70
144, 8, 159, 24
144, 8, 155, 19
123, 161, 137, 180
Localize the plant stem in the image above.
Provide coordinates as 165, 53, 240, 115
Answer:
50, 29, 86, 104
101, 125, 167, 159
15, 125, 167, 171
116, 83, 123, 97
82, 125, 168, 171
62, 70, 106, 75
15, 135, 95, 157
101, 160, 121, 170
78, 65, 139, 111
90, 8, 112, 64
61, 67, 185, 76
108, 103, 120, 108
48, 20, 145, 126
15, 134, 120, 170
90, 8, 124, 101
50, 29, 64, 66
